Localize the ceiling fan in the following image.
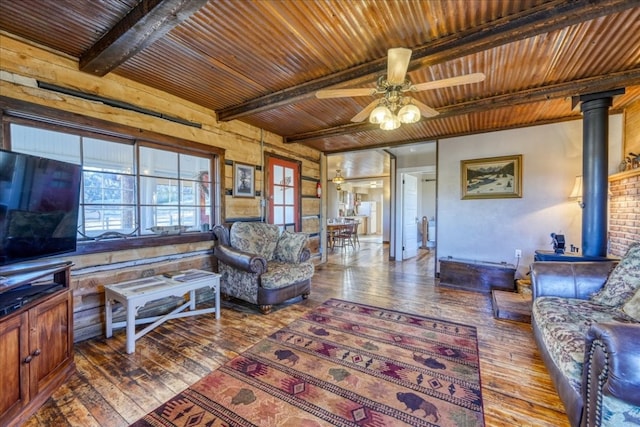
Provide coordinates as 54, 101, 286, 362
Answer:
315, 48, 485, 130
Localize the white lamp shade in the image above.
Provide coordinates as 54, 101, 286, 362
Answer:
380, 115, 401, 130
398, 104, 420, 123
369, 105, 392, 124
569, 175, 583, 200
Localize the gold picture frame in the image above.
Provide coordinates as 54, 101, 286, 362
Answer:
461, 154, 522, 199
233, 162, 255, 198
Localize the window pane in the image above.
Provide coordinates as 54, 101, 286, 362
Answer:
83, 138, 133, 173
11, 124, 81, 164
140, 177, 179, 205
141, 206, 180, 232
274, 186, 284, 204
274, 206, 284, 225
284, 167, 293, 187
285, 206, 294, 224
274, 165, 283, 185
140, 146, 178, 178
180, 207, 197, 228
180, 181, 197, 206
81, 205, 136, 234
83, 171, 135, 205
180, 154, 210, 180
284, 186, 294, 204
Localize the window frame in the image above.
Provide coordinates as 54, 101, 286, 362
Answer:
0, 97, 224, 256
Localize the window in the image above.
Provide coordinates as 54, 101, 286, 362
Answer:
7, 121, 216, 243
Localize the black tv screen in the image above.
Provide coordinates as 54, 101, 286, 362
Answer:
0, 149, 82, 266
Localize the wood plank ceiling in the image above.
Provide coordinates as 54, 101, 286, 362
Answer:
1, 0, 639, 155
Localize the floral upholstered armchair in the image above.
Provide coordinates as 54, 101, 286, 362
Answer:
212, 222, 314, 314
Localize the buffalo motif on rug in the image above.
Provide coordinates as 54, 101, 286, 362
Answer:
132, 299, 484, 426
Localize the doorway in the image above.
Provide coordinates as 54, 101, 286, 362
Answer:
265, 154, 301, 232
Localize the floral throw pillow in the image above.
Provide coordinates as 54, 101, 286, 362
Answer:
622, 287, 640, 322
274, 231, 308, 263
590, 243, 640, 307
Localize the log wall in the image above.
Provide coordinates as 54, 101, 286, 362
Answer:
0, 35, 321, 341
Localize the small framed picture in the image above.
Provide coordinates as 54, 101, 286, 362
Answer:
233, 162, 255, 198
461, 154, 522, 199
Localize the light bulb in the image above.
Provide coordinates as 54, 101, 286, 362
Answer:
398, 104, 420, 123
380, 115, 401, 130
369, 105, 392, 124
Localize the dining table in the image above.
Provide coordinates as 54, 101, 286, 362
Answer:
326, 220, 358, 251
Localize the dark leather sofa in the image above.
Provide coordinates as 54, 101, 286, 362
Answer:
531, 259, 640, 427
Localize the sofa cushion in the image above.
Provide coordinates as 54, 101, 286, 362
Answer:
274, 230, 308, 263
230, 222, 280, 260
532, 297, 627, 393
260, 261, 314, 290
622, 287, 640, 322
590, 243, 640, 307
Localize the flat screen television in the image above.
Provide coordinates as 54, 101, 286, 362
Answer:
0, 149, 82, 266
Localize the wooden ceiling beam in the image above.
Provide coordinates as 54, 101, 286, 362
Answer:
216, 0, 639, 122
79, 0, 207, 76
285, 68, 640, 144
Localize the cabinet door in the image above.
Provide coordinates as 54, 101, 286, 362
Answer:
28, 290, 73, 397
0, 312, 29, 422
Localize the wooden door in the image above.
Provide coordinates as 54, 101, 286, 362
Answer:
0, 312, 29, 422
267, 156, 301, 232
29, 290, 73, 398
402, 174, 419, 260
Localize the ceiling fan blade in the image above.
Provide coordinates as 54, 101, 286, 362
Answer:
387, 47, 412, 85
350, 100, 380, 122
410, 73, 486, 92
412, 99, 439, 118
316, 88, 377, 99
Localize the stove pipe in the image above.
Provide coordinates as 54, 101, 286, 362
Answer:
577, 89, 624, 257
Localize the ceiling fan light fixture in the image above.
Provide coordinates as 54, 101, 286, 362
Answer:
380, 115, 401, 130
369, 105, 392, 124
398, 104, 420, 124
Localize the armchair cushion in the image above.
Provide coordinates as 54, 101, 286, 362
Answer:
230, 222, 280, 260
590, 243, 640, 307
622, 287, 640, 322
274, 230, 308, 263
261, 261, 315, 290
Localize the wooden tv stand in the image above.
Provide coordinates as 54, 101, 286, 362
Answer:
0, 259, 75, 427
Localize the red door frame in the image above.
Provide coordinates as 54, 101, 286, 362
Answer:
266, 154, 301, 231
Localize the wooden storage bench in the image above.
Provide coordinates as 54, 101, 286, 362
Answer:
438, 257, 516, 293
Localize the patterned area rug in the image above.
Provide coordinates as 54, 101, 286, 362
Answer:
132, 299, 484, 427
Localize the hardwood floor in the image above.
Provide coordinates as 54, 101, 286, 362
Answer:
25, 237, 569, 426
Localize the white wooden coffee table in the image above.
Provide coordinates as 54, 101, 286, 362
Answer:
104, 269, 220, 353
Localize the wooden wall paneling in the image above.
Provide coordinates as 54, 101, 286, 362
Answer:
302, 198, 321, 217
624, 101, 640, 159
0, 36, 322, 344
301, 179, 319, 196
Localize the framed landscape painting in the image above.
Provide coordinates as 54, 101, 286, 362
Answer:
461, 154, 522, 199
233, 162, 255, 198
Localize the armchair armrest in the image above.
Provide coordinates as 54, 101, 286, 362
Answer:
300, 247, 311, 263
212, 224, 230, 246
530, 261, 615, 300
213, 244, 267, 274
582, 323, 640, 426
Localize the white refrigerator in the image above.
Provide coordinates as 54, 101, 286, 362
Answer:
358, 202, 377, 234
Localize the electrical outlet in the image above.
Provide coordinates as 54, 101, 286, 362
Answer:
515, 249, 522, 258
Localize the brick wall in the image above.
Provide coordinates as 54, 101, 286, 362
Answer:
609, 169, 640, 257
